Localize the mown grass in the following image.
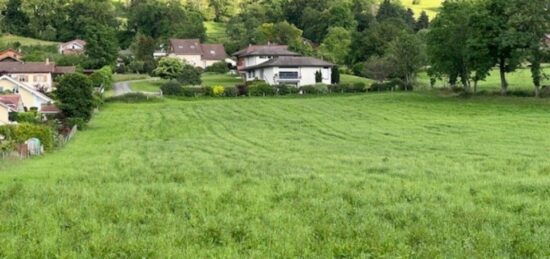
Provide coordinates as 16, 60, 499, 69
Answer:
113, 73, 151, 82
341, 74, 374, 85
1, 92, 550, 257
129, 73, 243, 92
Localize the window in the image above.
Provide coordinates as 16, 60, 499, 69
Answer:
279, 72, 299, 79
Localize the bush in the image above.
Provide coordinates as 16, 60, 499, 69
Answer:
90, 66, 114, 90
301, 84, 329, 94
352, 82, 368, 92
248, 82, 275, 96
56, 73, 94, 122
13, 123, 54, 150
67, 117, 87, 130
161, 80, 183, 96
205, 61, 229, 73
177, 65, 202, 85
275, 84, 298, 95
236, 84, 248, 96
182, 86, 203, 97
224, 87, 238, 97
106, 93, 161, 103
12, 112, 39, 124
328, 84, 343, 93
212, 85, 225, 97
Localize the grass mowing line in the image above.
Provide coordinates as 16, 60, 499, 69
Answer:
1, 93, 550, 257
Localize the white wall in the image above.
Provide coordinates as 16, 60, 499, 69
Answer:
244, 56, 272, 67
246, 66, 331, 86
9, 73, 53, 92
169, 54, 204, 68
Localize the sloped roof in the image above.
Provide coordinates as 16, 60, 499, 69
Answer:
232, 45, 300, 57
0, 76, 53, 103
169, 39, 202, 55
201, 44, 228, 60
0, 95, 21, 110
242, 56, 334, 70
0, 48, 23, 62
54, 66, 76, 74
60, 39, 87, 48
0, 62, 56, 73
40, 103, 61, 114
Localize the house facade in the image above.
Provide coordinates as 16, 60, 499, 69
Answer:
0, 76, 55, 111
0, 102, 11, 125
0, 61, 75, 92
59, 39, 87, 55
167, 39, 227, 68
233, 45, 334, 86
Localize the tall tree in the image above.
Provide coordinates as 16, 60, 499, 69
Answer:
319, 27, 352, 64
56, 73, 95, 122
84, 25, 119, 69
3, 0, 30, 36
386, 33, 426, 89
416, 11, 430, 31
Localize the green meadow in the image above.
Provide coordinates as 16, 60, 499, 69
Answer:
1, 92, 550, 257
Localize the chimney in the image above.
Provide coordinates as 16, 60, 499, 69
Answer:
45, 58, 50, 65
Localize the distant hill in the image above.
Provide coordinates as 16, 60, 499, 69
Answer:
0, 34, 59, 47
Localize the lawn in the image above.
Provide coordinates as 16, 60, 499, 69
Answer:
341, 74, 374, 85
0, 34, 59, 46
417, 66, 550, 92
129, 73, 243, 91
1, 92, 550, 257
113, 73, 151, 83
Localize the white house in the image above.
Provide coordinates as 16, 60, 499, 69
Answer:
240, 56, 334, 86
0, 61, 75, 92
0, 75, 55, 111
167, 39, 228, 68
59, 39, 87, 55
233, 45, 300, 71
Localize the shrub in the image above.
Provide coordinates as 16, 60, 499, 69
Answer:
182, 87, 203, 97
202, 86, 213, 97
275, 84, 298, 95
313, 84, 329, 94
315, 70, 323, 83
106, 93, 161, 103
352, 82, 368, 93
301, 84, 329, 94
67, 117, 87, 130
331, 66, 340, 84
90, 66, 114, 90
205, 62, 229, 73
13, 123, 54, 150
13, 112, 39, 124
328, 84, 343, 93
540, 86, 550, 98
56, 73, 94, 122
212, 85, 225, 97
224, 87, 238, 97
248, 82, 275, 96
177, 65, 202, 85
236, 84, 248, 96
161, 80, 183, 96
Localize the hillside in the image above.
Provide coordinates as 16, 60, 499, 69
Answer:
400, 0, 443, 18
0, 34, 59, 46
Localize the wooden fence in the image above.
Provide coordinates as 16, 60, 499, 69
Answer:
0, 125, 78, 160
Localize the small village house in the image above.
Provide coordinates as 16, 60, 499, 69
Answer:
167, 39, 228, 68
0, 75, 56, 111
58, 39, 87, 55
0, 49, 23, 62
233, 45, 334, 86
0, 58, 75, 92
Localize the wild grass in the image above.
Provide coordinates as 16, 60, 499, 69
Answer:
399, 0, 443, 18
0, 34, 59, 46
1, 92, 550, 257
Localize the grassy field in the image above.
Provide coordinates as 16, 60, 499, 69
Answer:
0, 34, 59, 46
1, 92, 550, 257
418, 66, 550, 92
204, 22, 229, 44
341, 74, 374, 85
399, 0, 443, 18
113, 73, 151, 83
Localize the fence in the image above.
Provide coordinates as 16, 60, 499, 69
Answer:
60, 125, 78, 146
0, 125, 78, 160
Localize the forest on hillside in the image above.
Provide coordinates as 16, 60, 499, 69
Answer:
0, 0, 548, 95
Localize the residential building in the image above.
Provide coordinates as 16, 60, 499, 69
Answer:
0, 61, 75, 92
232, 45, 300, 71
167, 39, 228, 68
59, 39, 87, 55
0, 101, 12, 125
0, 75, 55, 111
233, 45, 334, 86
0, 95, 23, 125
0, 49, 23, 62
240, 56, 334, 86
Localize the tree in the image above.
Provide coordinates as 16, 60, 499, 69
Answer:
364, 56, 396, 83
56, 73, 95, 122
320, 27, 352, 65
176, 65, 202, 85
84, 25, 119, 69
153, 57, 184, 80
468, 0, 524, 95
3, 0, 30, 36
376, 0, 406, 22
89, 66, 114, 90
331, 66, 341, 84
130, 34, 157, 73
416, 11, 430, 31
404, 8, 417, 30
315, 70, 323, 83
386, 33, 426, 89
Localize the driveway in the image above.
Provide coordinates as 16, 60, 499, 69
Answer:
113, 81, 132, 96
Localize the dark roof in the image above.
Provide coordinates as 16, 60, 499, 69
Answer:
232, 45, 300, 57
201, 44, 228, 60
54, 66, 76, 74
242, 56, 334, 70
169, 39, 202, 55
0, 62, 56, 73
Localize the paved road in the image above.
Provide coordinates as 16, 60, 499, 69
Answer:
113, 81, 132, 96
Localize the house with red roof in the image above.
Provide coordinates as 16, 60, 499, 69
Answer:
0, 49, 23, 62
167, 39, 228, 69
